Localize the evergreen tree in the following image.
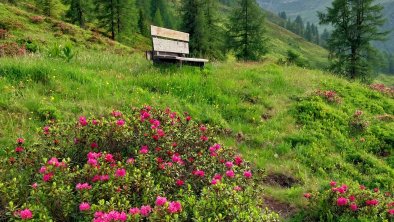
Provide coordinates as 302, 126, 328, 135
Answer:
228, 0, 268, 61
388, 53, 394, 74
320, 28, 330, 48
151, 0, 174, 28
153, 8, 164, 27
293, 15, 304, 36
318, 0, 389, 80
181, 0, 208, 56
305, 22, 312, 41
96, 0, 137, 41
203, 0, 226, 60
278, 11, 287, 20
64, 0, 92, 28
138, 8, 150, 36
35, 0, 63, 17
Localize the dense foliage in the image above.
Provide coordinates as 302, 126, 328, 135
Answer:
295, 181, 394, 221
318, 0, 389, 80
0, 107, 279, 221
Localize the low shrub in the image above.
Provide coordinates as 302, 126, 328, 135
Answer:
370, 84, 394, 98
0, 28, 7, 40
299, 180, 394, 222
0, 106, 279, 221
349, 110, 369, 134
0, 42, 26, 57
316, 90, 342, 104
30, 16, 44, 24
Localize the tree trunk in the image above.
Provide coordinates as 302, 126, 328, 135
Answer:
110, 0, 115, 40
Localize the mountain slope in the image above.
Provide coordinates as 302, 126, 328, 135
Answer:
258, 0, 394, 54
1, 3, 393, 220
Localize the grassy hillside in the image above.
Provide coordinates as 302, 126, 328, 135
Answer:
1, 3, 393, 220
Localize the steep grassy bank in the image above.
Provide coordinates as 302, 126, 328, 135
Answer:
1, 2, 393, 220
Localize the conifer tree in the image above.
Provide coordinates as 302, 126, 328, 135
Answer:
203, 0, 226, 60
64, 0, 92, 28
96, 0, 137, 41
138, 8, 150, 36
228, 0, 268, 61
151, 0, 174, 28
153, 8, 164, 27
319, 0, 389, 80
181, 0, 208, 56
35, 0, 63, 17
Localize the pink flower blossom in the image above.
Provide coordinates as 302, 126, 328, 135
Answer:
225, 161, 233, 169
234, 186, 242, 191
186, 116, 191, 121
350, 203, 358, 211
129, 207, 140, 215
79, 202, 91, 211
168, 201, 182, 214
211, 179, 218, 185
140, 111, 151, 121
116, 119, 125, 126
105, 154, 115, 163
243, 171, 252, 179
100, 175, 110, 181
39, 166, 47, 174
47, 157, 60, 166
388, 209, 394, 215
349, 195, 356, 202
366, 199, 379, 206
200, 125, 207, 131
16, 138, 25, 144
140, 145, 149, 154
92, 119, 99, 125
112, 110, 122, 117
115, 168, 126, 177
172, 154, 181, 163
330, 181, 337, 187
193, 170, 205, 177
91, 142, 98, 149
214, 174, 222, 181
337, 197, 348, 206
304, 193, 311, 199
234, 156, 243, 166
200, 135, 208, 141
31, 183, 38, 189
126, 158, 135, 164
87, 158, 98, 166
176, 179, 184, 186
76, 183, 92, 191
374, 187, 379, 193
19, 209, 33, 220
43, 173, 54, 182
360, 185, 366, 190
226, 170, 235, 178
87, 152, 101, 159
155, 196, 167, 206
140, 205, 152, 217
79, 116, 88, 126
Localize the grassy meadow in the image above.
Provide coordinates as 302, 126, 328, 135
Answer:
1, 2, 393, 220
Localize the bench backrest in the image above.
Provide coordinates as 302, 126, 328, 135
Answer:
151, 25, 190, 55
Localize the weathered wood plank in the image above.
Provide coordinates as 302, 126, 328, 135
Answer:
151, 25, 189, 42
152, 37, 189, 54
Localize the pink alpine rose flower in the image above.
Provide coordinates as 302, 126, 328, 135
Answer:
19, 209, 33, 220
140, 145, 149, 154
193, 170, 205, 177
337, 197, 348, 206
330, 181, 337, 187
225, 161, 233, 169
155, 196, 167, 206
243, 170, 252, 179
140, 205, 152, 217
168, 201, 182, 214
116, 119, 125, 126
115, 168, 126, 177
16, 138, 25, 144
79, 202, 91, 211
226, 170, 235, 178
129, 207, 140, 215
176, 179, 184, 186
350, 203, 358, 211
79, 116, 88, 126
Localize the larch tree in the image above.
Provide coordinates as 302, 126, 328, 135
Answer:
318, 0, 389, 80
228, 0, 268, 61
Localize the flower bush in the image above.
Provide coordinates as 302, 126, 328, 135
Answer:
299, 181, 394, 221
0, 106, 279, 221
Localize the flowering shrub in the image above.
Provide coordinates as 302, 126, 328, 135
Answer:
300, 181, 394, 221
0, 107, 279, 221
370, 84, 394, 98
30, 16, 44, 24
316, 90, 342, 104
0, 29, 7, 40
0, 42, 26, 57
349, 110, 369, 134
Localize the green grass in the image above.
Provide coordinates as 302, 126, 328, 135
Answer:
0, 3, 393, 220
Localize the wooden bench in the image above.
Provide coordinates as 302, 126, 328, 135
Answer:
146, 25, 208, 67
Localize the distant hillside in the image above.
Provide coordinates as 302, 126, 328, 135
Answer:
258, 0, 394, 54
